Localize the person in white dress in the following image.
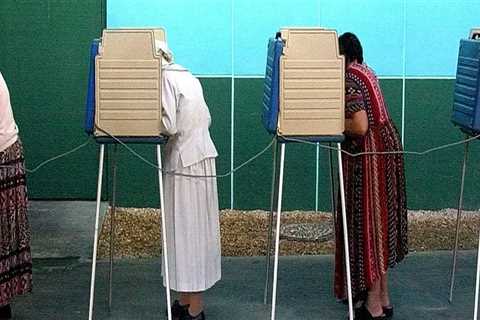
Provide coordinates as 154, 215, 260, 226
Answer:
156, 41, 221, 320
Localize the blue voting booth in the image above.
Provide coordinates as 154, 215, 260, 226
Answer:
449, 30, 480, 318
451, 34, 480, 135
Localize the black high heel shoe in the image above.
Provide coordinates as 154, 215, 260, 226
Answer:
166, 300, 189, 320
357, 304, 386, 320
0, 304, 11, 320
382, 306, 393, 319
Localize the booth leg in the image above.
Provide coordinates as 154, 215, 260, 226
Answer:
270, 143, 285, 320
264, 139, 279, 305
329, 143, 337, 232
89, 144, 105, 320
108, 144, 118, 311
157, 145, 172, 320
474, 223, 480, 319
337, 143, 354, 320
449, 139, 469, 303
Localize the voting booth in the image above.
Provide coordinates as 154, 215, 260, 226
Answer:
261, 28, 353, 320
262, 28, 345, 136
449, 28, 480, 320
451, 29, 480, 134
85, 28, 167, 138
85, 28, 174, 320
95, 29, 166, 137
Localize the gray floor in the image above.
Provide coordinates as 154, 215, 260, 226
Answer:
12, 201, 480, 320
29, 201, 107, 259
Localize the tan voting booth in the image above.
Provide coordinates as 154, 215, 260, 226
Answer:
95, 28, 166, 137
278, 28, 344, 136
89, 28, 175, 320
265, 28, 354, 320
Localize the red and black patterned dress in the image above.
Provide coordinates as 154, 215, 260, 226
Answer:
0, 140, 32, 305
334, 63, 408, 301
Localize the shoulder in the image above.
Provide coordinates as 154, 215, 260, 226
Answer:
163, 63, 188, 73
0, 72, 5, 88
0, 72, 7, 96
347, 63, 380, 93
163, 64, 194, 81
345, 71, 364, 94
347, 63, 377, 84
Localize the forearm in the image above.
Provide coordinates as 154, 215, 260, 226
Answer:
344, 118, 365, 136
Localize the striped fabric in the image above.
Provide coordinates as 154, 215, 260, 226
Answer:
0, 139, 32, 306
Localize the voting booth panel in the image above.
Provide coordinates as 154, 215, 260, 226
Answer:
451, 29, 480, 134
263, 36, 284, 134
94, 29, 166, 137
85, 39, 100, 135
262, 28, 345, 137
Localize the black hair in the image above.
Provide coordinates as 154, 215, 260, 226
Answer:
338, 32, 364, 65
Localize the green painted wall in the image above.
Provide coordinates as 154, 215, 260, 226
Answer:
1, 1, 479, 211
404, 80, 480, 210
0, 0, 106, 199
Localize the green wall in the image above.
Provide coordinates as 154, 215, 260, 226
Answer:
0, 0, 106, 199
1, 1, 479, 211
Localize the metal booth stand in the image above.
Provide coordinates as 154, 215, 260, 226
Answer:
260, 27, 353, 320
263, 136, 354, 320
88, 138, 173, 320
84, 28, 174, 320
449, 28, 480, 319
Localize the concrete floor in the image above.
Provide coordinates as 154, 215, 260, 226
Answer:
11, 201, 480, 320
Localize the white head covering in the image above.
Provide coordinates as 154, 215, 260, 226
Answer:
155, 40, 174, 66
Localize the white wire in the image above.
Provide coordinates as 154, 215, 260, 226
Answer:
0, 138, 91, 173
0, 127, 478, 178
95, 125, 275, 178
280, 133, 480, 157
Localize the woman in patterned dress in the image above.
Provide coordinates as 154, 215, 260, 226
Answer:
334, 33, 408, 320
0, 72, 33, 319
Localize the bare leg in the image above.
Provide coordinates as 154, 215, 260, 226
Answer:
366, 279, 384, 317
380, 273, 391, 308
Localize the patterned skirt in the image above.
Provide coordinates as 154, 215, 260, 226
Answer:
334, 121, 408, 301
0, 139, 32, 306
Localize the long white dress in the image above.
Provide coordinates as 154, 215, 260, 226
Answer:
160, 63, 221, 292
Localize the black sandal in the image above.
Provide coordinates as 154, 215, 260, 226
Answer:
0, 305, 11, 320
382, 306, 393, 319
357, 304, 386, 320
167, 300, 189, 320
180, 310, 205, 320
